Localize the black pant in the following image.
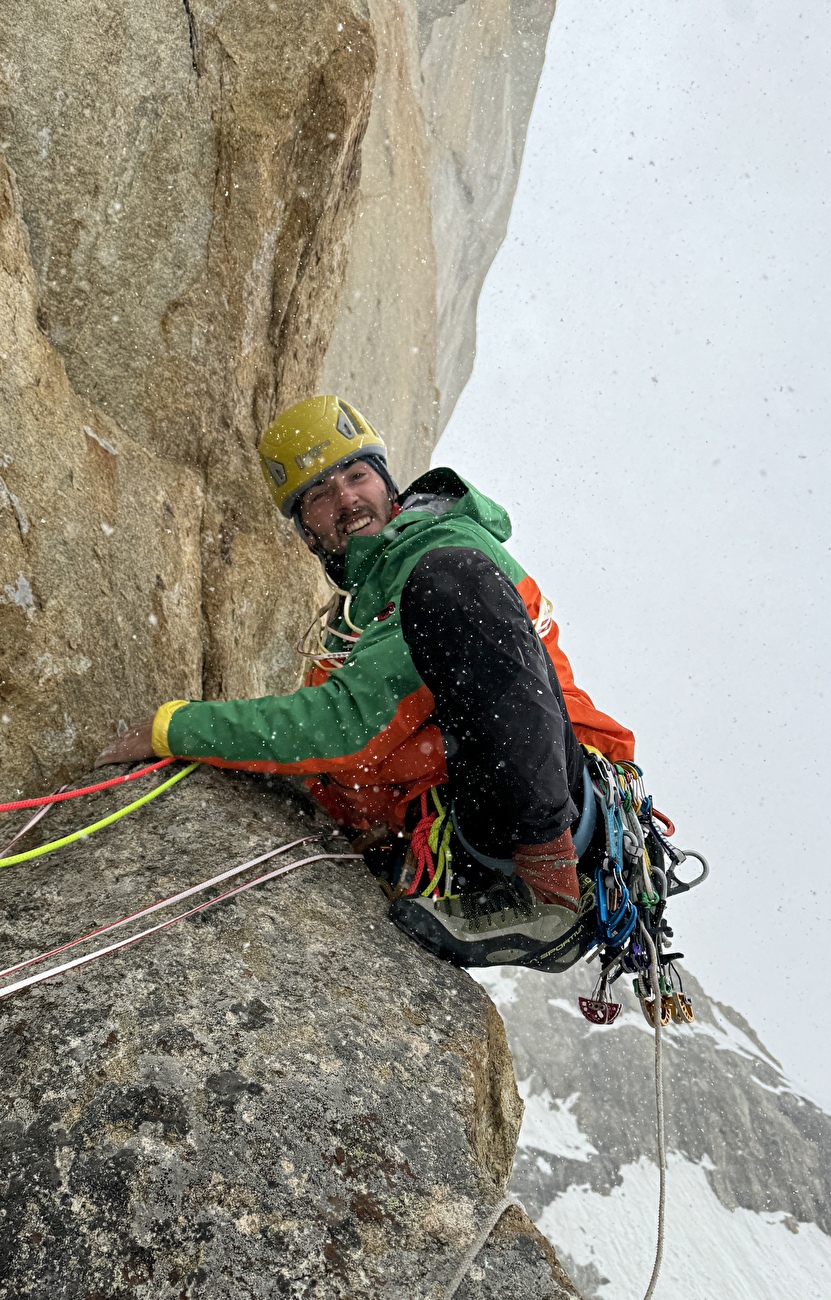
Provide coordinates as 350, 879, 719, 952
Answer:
399, 548, 583, 859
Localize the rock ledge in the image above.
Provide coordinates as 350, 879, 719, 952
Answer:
1, 765, 580, 1299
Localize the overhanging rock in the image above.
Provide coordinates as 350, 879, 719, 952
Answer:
0, 765, 581, 1298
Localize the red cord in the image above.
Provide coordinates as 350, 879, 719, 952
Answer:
0, 758, 175, 813
406, 792, 437, 896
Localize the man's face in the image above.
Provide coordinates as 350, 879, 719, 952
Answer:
299, 460, 394, 556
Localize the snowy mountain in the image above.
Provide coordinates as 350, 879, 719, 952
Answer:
475, 963, 831, 1300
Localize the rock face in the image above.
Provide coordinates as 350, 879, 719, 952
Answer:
0, 159, 206, 793
320, 0, 557, 482
0, 764, 579, 1298
477, 963, 831, 1298
0, 0, 555, 796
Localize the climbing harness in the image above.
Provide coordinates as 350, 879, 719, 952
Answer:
0, 762, 198, 870
574, 748, 709, 1300
0, 758, 175, 813
0, 843, 363, 1001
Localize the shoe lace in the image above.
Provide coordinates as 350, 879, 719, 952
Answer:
459, 877, 531, 922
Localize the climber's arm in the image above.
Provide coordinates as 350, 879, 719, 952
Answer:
96, 618, 431, 775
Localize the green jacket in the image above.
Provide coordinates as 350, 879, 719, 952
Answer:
153, 469, 633, 829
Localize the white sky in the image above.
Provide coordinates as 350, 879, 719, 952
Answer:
435, 0, 831, 1109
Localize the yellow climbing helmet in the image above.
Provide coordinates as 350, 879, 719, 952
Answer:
258, 395, 388, 517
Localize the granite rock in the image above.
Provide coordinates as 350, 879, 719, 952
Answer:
0, 156, 204, 795
0, 764, 581, 1298
320, 0, 557, 481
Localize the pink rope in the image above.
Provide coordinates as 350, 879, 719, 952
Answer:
0, 849, 364, 1001
0, 759, 175, 813
0, 836, 318, 981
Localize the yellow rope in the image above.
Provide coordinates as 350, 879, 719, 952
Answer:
0, 763, 199, 870
423, 789, 454, 898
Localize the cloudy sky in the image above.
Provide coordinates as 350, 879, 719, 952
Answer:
436, 0, 831, 1107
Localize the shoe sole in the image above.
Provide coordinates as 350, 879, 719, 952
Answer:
389, 896, 594, 971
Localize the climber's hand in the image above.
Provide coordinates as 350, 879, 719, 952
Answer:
94, 719, 155, 768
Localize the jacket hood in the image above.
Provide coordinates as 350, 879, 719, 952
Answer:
398, 467, 513, 543
340, 467, 513, 591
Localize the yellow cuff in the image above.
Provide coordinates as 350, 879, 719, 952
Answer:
151, 700, 190, 758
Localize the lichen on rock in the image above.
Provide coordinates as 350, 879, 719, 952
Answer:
0, 765, 579, 1297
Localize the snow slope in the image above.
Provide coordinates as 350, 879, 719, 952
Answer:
542, 1154, 831, 1300
476, 964, 831, 1300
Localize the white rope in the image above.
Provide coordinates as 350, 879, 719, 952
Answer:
639, 923, 666, 1300
0, 836, 318, 981
0, 849, 363, 1001
440, 1193, 517, 1299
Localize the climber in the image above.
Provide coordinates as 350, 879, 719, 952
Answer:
96, 396, 634, 970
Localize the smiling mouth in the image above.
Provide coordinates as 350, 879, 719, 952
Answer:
343, 513, 375, 536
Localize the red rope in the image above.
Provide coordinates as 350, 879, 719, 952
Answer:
0, 758, 175, 813
406, 792, 437, 896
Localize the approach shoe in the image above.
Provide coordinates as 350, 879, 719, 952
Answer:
515, 867, 599, 975
389, 874, 583, 968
